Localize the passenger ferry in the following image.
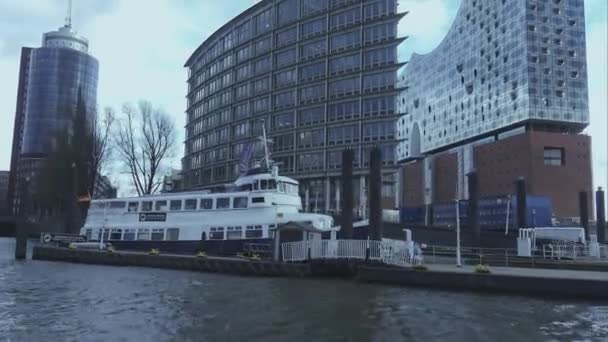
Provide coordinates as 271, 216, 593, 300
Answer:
80, 163, 335, 255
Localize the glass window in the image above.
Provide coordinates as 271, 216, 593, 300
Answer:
110, 229, 122, 240
236, 64, 251, 81
329, 76, 360, 97
255, 8, 273, 35
275, 68, 297, 87
273, 112, 295, 130
328, 124, 359, 145
209, 227, 225, 240
277, 0, 299, 25
275, 48, 297, 67
300, 83, 325, 103
301, 40, 326, 60
329, 100, 360, 121
299, 106, 325, 126
544, 147, 565, 166
217, 197, 231, 209
299, 61, 325, 81
364, 46, 396, 67
227, 226, 243, 240
237, 45, 252, 62
364, 0, 397, 20
364, 22, 397, 44
298, 152, 325, 171
253, 97, 269, 113
329, 53, 360, 74
245, 225, 263, 238
302, 0, 327, 16
252, 197, 265, 203
137, 228, 151, 240
273, 133, 295, 152
234, 197, 248, 209
166, 228, 179, 241
362, 96, 395, 116
253, 76, 270, 94
185, 199, 197, 210
330, 7, 361, 29
330, 30, 360, 52
234, 103, 249, 120
298, 129, 325, 148
110, 201, 126, 209
255, 35, 272, 54
274, 90, 296, 108
155, 200, 168, 211
128, 202, 139, 212
170, 200, 182, 211
237, 20, 251, 43
301, 17, 326, 38
123, 229, 136, 241
276, 26, 297, 46
363, 71, 396, 92
151, 228, 164, 241
200, 198, 213, 210
141, 201, 152, 211
254, 56, 271, 75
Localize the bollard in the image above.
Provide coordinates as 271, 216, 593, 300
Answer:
369, 146, 382, 240
15, 222, 28, 260
516, 177, 527, 228
340, 149, 354, 239
596, 188, 606, 244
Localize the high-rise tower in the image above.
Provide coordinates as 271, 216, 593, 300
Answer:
6, 0, 99, 217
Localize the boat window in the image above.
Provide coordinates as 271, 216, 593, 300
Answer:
268, 180, 276, 189
91, 202, 107, 210
227, 226, 243, 240
110, 229, 122, 240
155, 200, 168, 211
234, 197, 248, 209
85, 229, 92, 241
141, 201, 153, 211
200, 198, 213, 210
209, 227, 225, 240
261, 180, 268, 190
238, 184, 253, 191
128, 202, 139, 212
278, 182, 285, 192
217, 198, 230, 209
137, 228, 151, 240
170, 200, 182, 211
99, 228, 110, 241
110, 201, 126, 209
151, 228, 164, 241
123, 229, 136, 241
185, 199, 197, 210
252, 197, 265, 204
245, 225, 263, 238
166, 228, 179, 241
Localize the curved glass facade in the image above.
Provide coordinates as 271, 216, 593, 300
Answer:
396, 0, 589, 161
21, 47, 98, 155
184, 0, 406, 212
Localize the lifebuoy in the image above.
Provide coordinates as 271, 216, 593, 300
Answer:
42, 234, 52, 243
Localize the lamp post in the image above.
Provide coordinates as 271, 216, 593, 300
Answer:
455, 199, 462, 267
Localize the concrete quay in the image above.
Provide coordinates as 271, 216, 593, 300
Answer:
33, 246, 608, 300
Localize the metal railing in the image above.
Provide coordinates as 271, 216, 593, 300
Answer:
282, 239, 416, 266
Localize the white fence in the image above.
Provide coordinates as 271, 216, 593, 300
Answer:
281, 239, 418, 267
541, 243, 608, 260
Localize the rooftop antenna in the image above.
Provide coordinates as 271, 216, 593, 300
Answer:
65, 0, 72, 28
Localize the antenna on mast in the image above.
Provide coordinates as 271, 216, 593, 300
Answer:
65, 0, 72, 28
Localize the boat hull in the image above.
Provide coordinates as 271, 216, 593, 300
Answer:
101, 238, 273, 256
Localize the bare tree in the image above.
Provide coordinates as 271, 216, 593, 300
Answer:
114, 101, 176, 196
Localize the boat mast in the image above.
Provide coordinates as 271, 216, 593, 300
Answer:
261, 119, 270, 170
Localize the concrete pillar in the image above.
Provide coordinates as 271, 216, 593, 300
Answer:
359, 175, 366, 219
15, 222, 27, 260
596, 188, 606, 244
324, 177, 331, 213
273, 229, 281, 261
395, 169, 401, 209
340, 149, 354, 239
335, 179, 341, 214
369, 147, 382, 240
516, 177, 527, 229
304, 187, 310, 213
579, 191, 589, 241
467, 171, 480, 242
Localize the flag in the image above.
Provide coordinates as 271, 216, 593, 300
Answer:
239, 143, 255, 175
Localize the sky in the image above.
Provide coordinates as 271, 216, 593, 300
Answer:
0, 0, 606, 195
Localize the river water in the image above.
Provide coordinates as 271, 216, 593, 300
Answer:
0, 238, 607, 341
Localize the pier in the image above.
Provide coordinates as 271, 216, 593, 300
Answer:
32, 245, 608, 300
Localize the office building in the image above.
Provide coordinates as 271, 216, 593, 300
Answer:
184, 0, 406, 214
7, 7, 99, 216
396, 0, 591, 224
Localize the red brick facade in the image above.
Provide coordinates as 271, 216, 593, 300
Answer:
399, 131, 593, 219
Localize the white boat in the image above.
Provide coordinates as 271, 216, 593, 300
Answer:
80, 128, 335, 255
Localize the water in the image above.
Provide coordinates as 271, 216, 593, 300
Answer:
0, 238, 607, 342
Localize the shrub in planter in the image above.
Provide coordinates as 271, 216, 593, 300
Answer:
474, 264, 491, 274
